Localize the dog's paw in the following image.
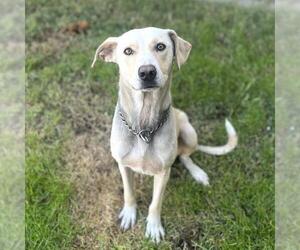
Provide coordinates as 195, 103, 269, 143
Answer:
145, 215, 165, 243
191, 168, 210, 186
118, 204, 137, 231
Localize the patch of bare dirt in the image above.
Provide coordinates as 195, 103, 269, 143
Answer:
62, 20, 90, 34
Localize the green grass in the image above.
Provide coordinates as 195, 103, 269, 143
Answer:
25, 123, 75, 249
26, 0, 274, 249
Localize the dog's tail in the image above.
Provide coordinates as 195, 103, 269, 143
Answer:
197, 119, 238, 155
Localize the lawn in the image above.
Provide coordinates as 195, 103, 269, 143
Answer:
26, 0, 274, 249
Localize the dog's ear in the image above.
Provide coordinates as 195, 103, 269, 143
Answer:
168, 30, 192, 69
91, 37, 118, 67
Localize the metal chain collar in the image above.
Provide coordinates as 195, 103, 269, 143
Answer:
118, 105, 171, 143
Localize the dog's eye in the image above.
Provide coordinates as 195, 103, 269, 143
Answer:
156, 43, 166, 51
124, 48, 133, 55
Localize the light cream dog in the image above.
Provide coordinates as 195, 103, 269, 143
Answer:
92, 27, 237, 243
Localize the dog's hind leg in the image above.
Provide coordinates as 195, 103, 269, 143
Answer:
175, 108, 209, 185
118, 165, 137, 230
179, 155, 209, 186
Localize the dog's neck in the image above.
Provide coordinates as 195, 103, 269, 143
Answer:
118, 75, 172, 130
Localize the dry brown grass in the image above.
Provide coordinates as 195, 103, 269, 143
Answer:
67, 132, 120, 249
66, 130, 155, 249
63, 81, 118, 249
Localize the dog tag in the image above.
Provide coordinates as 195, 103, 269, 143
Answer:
139, 130, 152, 143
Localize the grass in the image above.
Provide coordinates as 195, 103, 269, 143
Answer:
26, 0, 274, 249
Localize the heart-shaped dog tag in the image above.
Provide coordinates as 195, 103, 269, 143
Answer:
139, 130, 152, 143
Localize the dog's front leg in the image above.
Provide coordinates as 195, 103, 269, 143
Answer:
146, 167, 171, 243
118, 165, 137, 230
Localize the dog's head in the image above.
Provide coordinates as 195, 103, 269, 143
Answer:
92, 27, 192, 91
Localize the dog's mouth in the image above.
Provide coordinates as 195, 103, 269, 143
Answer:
142, 80, 160, 90
142, 85, 159, 90
133, 81, 160, 91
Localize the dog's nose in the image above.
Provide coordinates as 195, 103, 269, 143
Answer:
138, 65, 157, 82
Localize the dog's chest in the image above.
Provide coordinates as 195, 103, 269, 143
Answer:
111, 131, 177, 175
120, 140, 165, 174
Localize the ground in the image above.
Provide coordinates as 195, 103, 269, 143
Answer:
26, 0, 274, 249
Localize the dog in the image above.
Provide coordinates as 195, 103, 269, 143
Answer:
92, 27, 237, 243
